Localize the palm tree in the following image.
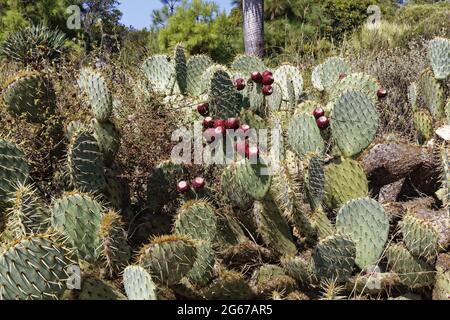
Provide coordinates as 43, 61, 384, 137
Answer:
243, 0, 265, 57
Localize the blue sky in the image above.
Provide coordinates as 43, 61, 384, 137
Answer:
119, 0, 234, 30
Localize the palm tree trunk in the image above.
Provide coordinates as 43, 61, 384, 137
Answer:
243, 0, 265, 57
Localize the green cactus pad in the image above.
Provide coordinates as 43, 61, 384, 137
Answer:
428, 37, 450, 80
78, 69, 113, 122
331, 89, 379, 157
419, 69, 445, 119
100, 211, 131, 277
91, 119, 120, 164
77, 275, 126, 300
311, 57, 350, 91
268, 163, 299, 221
0, 139, 29, 201
336, 197, 390, 269
187, 54, 213, 96
287, 113, 325, 160
187, 241, 216, 287
67, 130, 106, 194
138, 235, 197, 286
231, 54, 266, 76
233, 160, 272, 201
208, 66, 240, 118
281, 255, 313, 285
385, 243, 435, 289
220, 163, 254, 209
294, 100, 322, 116
147, 160, 183, 213
441, 144, 449, 207
2, 184, 49, 242
123, 265, 158, 300
202, 270, 254, 300
142, 55, 175, 95
66, 120, 86, 141
251, 264, 297, 298
0, 234, 73, 300
51, 192, 104, 263
323, 158, 369, 209
305, 154, 325, 210
273, 64, 303, 104
413, 110, 434, 144
312, 234, 356, 282
174, 200, 217, 242
400, 213, 439, 260
3, 72, 56, 123
174, 44, 187, 95
330, 73, 379, 105
253, 198, 297, 256
266, 82, 283, 111
247, 80, 264, 113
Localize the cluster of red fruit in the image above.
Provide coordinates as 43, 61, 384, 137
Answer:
312, 107, 329, 130
233, 70, 274, 96
177, 177, 206, 194
196, 102, 259, 159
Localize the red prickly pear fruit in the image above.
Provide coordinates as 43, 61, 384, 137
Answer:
251, 71, 263, 83
202, 117, 215, 129
262, 70, 273, 78
262, 85, 273, 96
177, 181, 191, 194
313, 107, 325, 119
377, 87, 388, 99
234, 78, 246, 91
192, 177, 206, 189
262, 74, 274, 86
197, 103, 209, 116
213, 119, 226, 129
225, 118, 241, 130
316, 116, 330, 130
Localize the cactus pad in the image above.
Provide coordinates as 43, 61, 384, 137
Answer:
428, 37, 450, 80
208, 66, 240, 118
123, 265, 158, 300
419, 69, 445, 119
174, 44, 187, 95
0, 140, 29, 201
79, 69, 113, 122
174, 200, 217, 242
187, 54, 213, 96
273, 64, 303, 104
287, 113, 325, 159
142, 55, 175, 95
413, 110, 434, 144
311, 57, 350, 91
231, 54, 266, 76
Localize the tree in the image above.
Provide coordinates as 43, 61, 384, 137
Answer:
243, 0, 265, 57
161, 0, 182, 14
158, 0, 240, 63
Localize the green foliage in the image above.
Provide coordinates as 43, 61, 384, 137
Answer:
158, 0, 239, 64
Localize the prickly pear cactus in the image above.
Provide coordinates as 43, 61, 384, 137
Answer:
187, 54, 213, 96
100, 211, 131, 277
287, 113, 325, 159
266, 82, 283, 111
312, 57, 350, 91
233, 160, 272, 201
123, 265, 158, 300
147, 160, 183, 213
142, 55, 175, 95
67, 129, 106, 193
441, 144, 449, 207
304, 154, 325, 210
187, 241, 216, 287
253, 198, 297, 256
174, 200, 217, 242
174, 44, 187, 95
202, 269, 254, 300
78, 68, 113, 122
413, 110, 434, 144
331, 89, 379, 157
2, 184, 49, 242
385, 243, 435, 289
408, 83, 418, 112
400, 213, 439, 260
231, 54, 266, 76
0, 233, 74, 300
77, 275, 126, 300
336, 198, 389, 269
0, 139, 29, 201
273, 64, 303, 104
3, 71, 56, 123
281, 255, 313, 286
428, 37, 450, 80
312, 234, 356, 282
91, 119, 120, 164
330, 73, 379, 104
51, 192, 104, 263
137, 235, 197, 286
220, 162, 254, 209
268, 163, 299, 220
323, 158, 369, 209
208, 66, 240, 118
419, 69, 445, 119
